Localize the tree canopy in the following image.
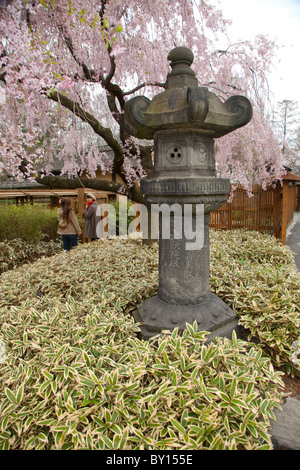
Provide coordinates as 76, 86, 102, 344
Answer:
0, 0, 284, 196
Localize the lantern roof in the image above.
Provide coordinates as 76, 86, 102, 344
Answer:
124, 46, 253, 140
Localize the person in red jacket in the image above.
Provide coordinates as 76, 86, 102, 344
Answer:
83, 193, 100, 241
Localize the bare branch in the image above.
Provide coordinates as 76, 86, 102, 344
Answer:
123, 82, 166, 96
103, 50, 116, 87
202, 81, 242, 97
216, 41, 247, 57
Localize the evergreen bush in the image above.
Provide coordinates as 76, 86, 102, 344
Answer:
0, 205, 58, 242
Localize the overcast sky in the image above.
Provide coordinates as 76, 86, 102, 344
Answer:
218, 0, 300, 107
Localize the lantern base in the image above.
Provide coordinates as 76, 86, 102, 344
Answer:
132, 293, 239, 342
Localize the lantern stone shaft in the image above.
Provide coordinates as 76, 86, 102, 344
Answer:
124, 47, 253, 340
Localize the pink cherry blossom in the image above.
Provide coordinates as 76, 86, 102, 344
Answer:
0, 0, 283, 193
111, 45, 127, 58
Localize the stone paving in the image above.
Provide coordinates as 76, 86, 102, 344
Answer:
286, 211, 300, 272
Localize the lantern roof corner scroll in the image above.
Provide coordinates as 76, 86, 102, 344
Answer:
124, 46, 253, 140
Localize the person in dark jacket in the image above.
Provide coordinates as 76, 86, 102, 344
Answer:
83, 193, 100, 241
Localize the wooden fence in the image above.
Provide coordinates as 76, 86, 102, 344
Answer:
210, 178, 299, 244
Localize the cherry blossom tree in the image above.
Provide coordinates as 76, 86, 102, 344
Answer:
0, 0, 284, 199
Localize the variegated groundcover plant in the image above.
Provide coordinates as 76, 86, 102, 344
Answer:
0, 230, 299, 450
0, 239, 61, 275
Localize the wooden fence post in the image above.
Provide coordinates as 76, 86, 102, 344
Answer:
281, 180, 289, 245
296, 185, 300, 211
272, 183, 282, 240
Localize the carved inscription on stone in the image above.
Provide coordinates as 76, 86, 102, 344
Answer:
190, 137, 214, 171
196, 143, 208, 163
170, 242, 181, 268
158, 234, 210, 305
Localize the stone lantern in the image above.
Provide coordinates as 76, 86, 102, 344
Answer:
124, 47, 252, 341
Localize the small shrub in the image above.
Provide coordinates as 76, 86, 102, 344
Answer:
107, 200, 135, 236
0, 205, 58, 242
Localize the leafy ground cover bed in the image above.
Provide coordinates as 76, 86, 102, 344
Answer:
0, 239, 62, 275
209, 230, 300, 375
0, 230, 299, 450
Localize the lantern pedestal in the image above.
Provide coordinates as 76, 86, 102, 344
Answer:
133, 294, 238, 341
